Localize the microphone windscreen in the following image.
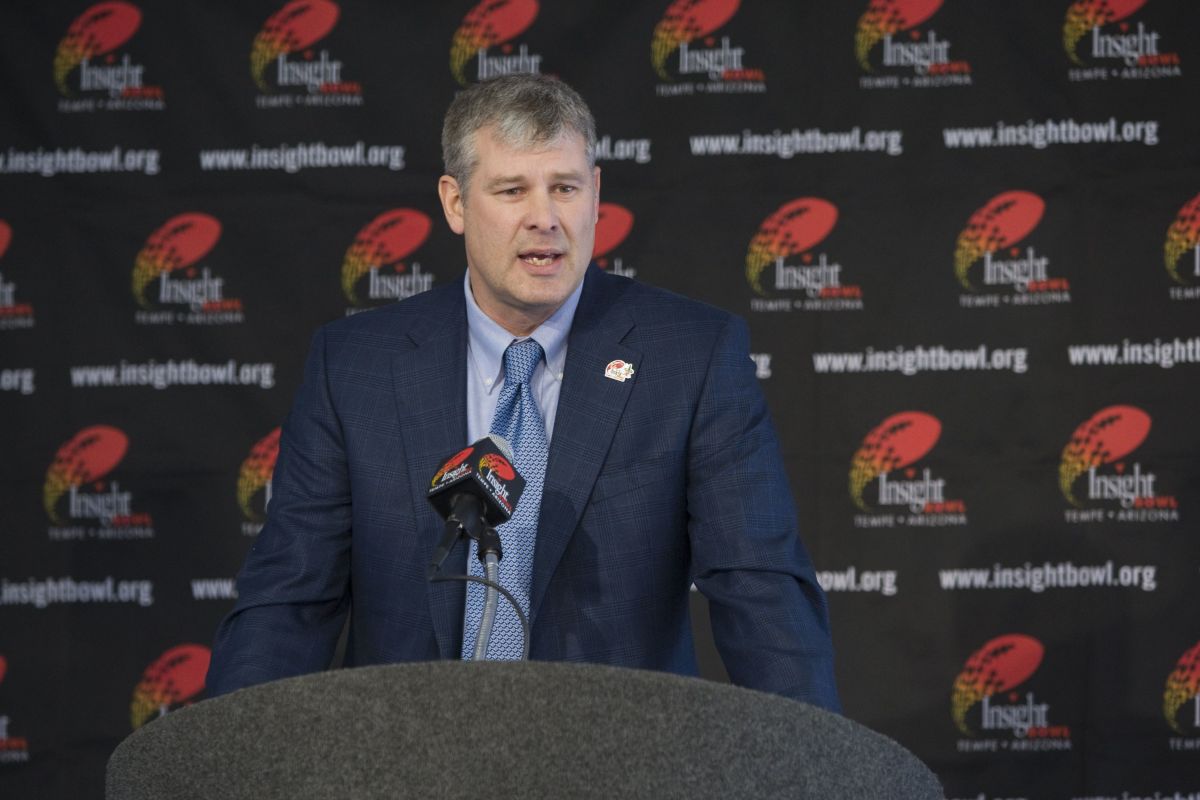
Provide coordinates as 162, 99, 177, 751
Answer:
427, 436, 526, 527
487, 433, 514, 461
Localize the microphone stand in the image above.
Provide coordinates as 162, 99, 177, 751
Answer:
427, 516, 530, 660
472, 526, 503, 660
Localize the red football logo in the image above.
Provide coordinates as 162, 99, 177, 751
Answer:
1064, 0, 1148, 65
952, 634, 1044, 734
432, 446, 475, 487
53, 1, 143, 95
954, 190, 1045, 290
131, 213, 223, 308
651, 0, 741, 80
1059, 405, 1151, 506
849, 411, 941, 511
1164, 192, 1200, 285
251, 0, 341, 90
745, 198, 838, 296
479, 453, 516, 481
1098, 0, 1151, 15
450, 0, 539, 86
0, 220, 11, 260
855, 0, 943, 71
130, 644, 211, 729
1164, 640, 1200, 734
44, 425, 130, 523
237, 427, 282, 521
593, 203, 635, 259
341, 209, 433, 303
0, 654, 7, 685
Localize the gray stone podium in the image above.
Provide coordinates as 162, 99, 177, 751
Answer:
106, 660, 942, 799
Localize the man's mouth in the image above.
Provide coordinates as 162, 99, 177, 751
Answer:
519, 250, 563, 267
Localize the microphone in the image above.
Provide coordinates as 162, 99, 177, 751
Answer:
425, 434, 531, 660
426, 435, 525, 575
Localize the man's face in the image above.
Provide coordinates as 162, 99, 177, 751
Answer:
438, 125, 600, 336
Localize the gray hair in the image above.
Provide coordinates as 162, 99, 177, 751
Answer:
441, 74, 597, 196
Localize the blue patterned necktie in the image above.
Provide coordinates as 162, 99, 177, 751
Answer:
462, 338, 547, 660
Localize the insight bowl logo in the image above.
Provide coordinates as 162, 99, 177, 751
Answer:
1059, 405, 1177, 523
250, 0, 362, 107
132, 213, 244, 325
237, 427, 280, 535
130, 644, 210, 729
746, 198, 862, 313
0, 654, 31, 764
44, 425, 127, 523
1164, 192, 1200, 297
954, 190, 1070, 307
849, 411, 966, 528
432, 446, 475, 487
1063, 0, 1180, 80
1164, 640, 1200, 737
0, 220, 35, 330
43, 425, 154, 540
450, 0, 542, 87
651, 0, 764, 95
478, 452, 516, 514
342, 209, 434, 313
593, 203, 637, 278
479, 453, 515, 481
855, 0, 971, 88
52, 1, 163, 111
951, 634, 1070, 748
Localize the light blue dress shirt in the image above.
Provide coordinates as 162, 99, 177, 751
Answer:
463, 269, 584, 447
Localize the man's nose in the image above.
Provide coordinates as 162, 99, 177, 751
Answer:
523, 189, 559, 231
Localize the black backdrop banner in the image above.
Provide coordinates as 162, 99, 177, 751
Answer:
2, 1, 1199, 797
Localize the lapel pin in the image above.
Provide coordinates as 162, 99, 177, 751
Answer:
604, 359, 635, 382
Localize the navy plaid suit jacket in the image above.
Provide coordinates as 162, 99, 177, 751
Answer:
208, 266, 839, 710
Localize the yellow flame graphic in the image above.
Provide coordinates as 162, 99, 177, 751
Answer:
1164, 643, 1200, 734
1164, 194, 1200, 285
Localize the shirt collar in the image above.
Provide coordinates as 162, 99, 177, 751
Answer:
463, 269, 583, 393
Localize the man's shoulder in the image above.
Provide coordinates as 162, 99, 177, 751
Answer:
592, 269, 737, 330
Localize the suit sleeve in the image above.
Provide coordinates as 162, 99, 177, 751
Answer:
207, 326, 353, 696
687, 315, 841, 711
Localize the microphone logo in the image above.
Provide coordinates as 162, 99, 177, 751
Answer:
431, 446, 474, 487
479, 453, 515, 480
479, 453, 516, 514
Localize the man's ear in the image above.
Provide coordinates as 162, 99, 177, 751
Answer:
592, 166, 601, 224
438, 175, 465, 235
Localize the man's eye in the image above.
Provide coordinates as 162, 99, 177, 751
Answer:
556, 185, 577, 195
501, 187, 523, 196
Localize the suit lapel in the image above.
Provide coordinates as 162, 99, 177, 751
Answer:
390, 284, 469, 659
531, 269, 639, 623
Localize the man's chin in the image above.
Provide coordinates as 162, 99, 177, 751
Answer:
509, 276, 580, 311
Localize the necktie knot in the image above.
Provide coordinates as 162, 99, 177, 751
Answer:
503, 339, 543, 387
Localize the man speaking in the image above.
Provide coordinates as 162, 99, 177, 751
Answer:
207, 74, 840, 711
